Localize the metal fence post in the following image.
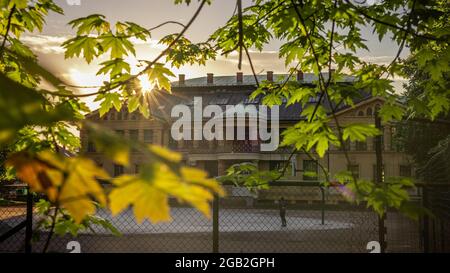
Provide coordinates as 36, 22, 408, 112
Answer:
319, 186, 325, 225
212, 193, 219, 253
25, 186, 33, 253
422, 185, 430, 253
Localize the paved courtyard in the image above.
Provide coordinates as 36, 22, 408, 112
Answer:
0, 206, 420, 253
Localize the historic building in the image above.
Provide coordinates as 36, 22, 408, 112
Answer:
81, 72, 414, 202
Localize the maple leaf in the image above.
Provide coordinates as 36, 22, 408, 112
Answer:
144, 63, 175, 92
63, 36, 99, 64
59, 157, 109, 223
7, 151, 109, 223
109, 164, 224, 223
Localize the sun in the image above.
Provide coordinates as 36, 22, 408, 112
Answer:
137, 75, 154, 93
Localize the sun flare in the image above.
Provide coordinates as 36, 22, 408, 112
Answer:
137, 75, 154, 93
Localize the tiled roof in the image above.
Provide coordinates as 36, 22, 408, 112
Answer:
88, 73, 371, 122
149, 84, 371, 122
171, 73, 356, 87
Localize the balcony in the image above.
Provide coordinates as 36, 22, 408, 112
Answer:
167, 140, 296, 154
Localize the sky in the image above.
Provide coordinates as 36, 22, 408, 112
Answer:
24, 0, 409, 108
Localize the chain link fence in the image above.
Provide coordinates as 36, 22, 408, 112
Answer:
0, 181, 436, 253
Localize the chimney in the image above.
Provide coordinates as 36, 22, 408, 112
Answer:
297, 70, 304, 82
207, 73, 214, 84
236, 72, 243, 83
178, 74, 185, 85
267, 71, 273, 82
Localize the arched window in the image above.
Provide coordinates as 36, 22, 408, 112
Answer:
366, 107, 373, 116
375, 104, 381, 112
357, 110, 364, 116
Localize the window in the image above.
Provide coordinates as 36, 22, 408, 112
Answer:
357, 110, 364, 116
123, 111, 128, 120
144, 129, 153, 144
355, 141, 367, 151
117, 111, 122, 120
129, 130, 139, 141
129, 130, 139, 152
341, 139, 351, 151
134, 164, 140, 174
400, 165, 412, 177
131, 113, 138, 120
87, 141, 96, 152
366, 107, 373, 116
303, 160, 318, 181
114, 164, 124, 177
348, 164, 359, 179
372, 164, 385, 182
375, 104, 381, 112
269, 161, 284, 171
115, 130, 124, 137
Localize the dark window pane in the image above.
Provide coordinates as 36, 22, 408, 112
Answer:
144, 129, 153, 144
114, 164, 124, 177
400, 165, 412, 177
269, 161, 283, 171
303, 160, 318, 181
355, 141, 367, 151
115, 130, 124, 137
129, 130, 139, 141
87, 141, 96, 152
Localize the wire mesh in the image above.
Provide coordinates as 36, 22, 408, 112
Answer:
0, 183, 429, 253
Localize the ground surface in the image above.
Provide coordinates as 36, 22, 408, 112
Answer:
0, 206, 421, 253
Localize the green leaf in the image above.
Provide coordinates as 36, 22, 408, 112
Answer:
69, 14, 110, 35
144, 63, 175, 92
63, 36, 99, 63
0, 73, 76, 144
378, 104, 405, 123
100, 34, 136, 59
96, 92, 122, 117
315, 135, 329, 157
97, 58, 131, 78
127, 95, 140, 113
124, 21, 151, 41
343, 123, 380, 142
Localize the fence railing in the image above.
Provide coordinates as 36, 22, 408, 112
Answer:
0, 181, 447, 253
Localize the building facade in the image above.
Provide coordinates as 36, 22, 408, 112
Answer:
81, 72, 414, 202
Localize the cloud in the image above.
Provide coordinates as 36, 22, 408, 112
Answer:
360, 55, 395, 65
18, 34, 406, 96
21, 34, 70, 54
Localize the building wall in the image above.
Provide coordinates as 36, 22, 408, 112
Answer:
81, 97, 414, 202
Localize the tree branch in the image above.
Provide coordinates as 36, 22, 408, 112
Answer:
0, 4, 16, 60
343, 0, 444, 42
